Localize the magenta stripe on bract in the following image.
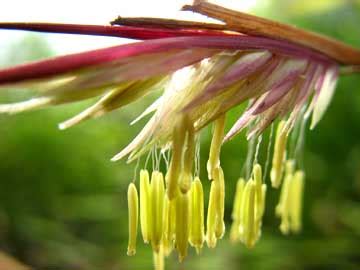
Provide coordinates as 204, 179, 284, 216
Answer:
0, 35, 335, 85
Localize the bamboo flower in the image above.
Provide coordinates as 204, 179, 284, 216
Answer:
0, 1, 359, 269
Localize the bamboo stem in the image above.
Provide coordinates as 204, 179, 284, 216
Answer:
111, 16, 228, 31
182, 2, 360, 65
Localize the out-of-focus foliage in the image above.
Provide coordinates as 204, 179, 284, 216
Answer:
0, 1, 360, 269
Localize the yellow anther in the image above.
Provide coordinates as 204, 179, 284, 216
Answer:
206, 180, 218, 248
189, 177, 205, 253
231, 178, 246, 221
229, 221, 240, 244
180, 118, 195, 193
163, 195, 176, 256
253, 164, 263, 220
275, 160, 295, 216
260, 184, 267, 220
270, 120, 288, 188
254, 183, 267, 243
127, 183, 139, 256
239, 179, 252, 242
289, 170, 305, 233
214, 167, 225, 239
244, 181, 256, 248
175, 191, 190, 262
278, 173, 292, 235
140, 169, 152, 243
151, 171, 165, 252
167, 119, 187, 200
207, 114, 226, 180
230, 178, 245, 243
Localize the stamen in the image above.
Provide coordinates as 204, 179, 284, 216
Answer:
127, 183, 139, 256
276, 160, 295, 234
239, 179, 251, 242
162, 196, 176, 256
214, 167, 226, 239
207, 114, 226, 180
244, 180, 256, 248
189, 177, 205, 254
289, 170, 305, 233
254, 183, 267, 241
230, 178, 245, 243
151, 171, 165, 252
270, 120, 288, 188
253, 164, 264, 220
206, 180, 218, 248
175, 191, 190, 262
140, 169, 152, 243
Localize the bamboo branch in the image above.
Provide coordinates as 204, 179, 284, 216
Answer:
182, 2, 360, 65
111, 16, 228, 31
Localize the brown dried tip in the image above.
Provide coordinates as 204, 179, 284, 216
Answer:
182, 1, 360, 65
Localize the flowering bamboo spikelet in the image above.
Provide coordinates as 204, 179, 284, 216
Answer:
127, 183, 139, 256
162, 196, 176, 256
271, 121, 288, 188
214, 167, 226, 239
167, 120, 187, 199
140, 169, 152, 243
230, 178, 245, 243
289, 170, 305, 233
189, 177, 205, 253
206, 180, 218, 248
151, 171, 165, 252
0, 1, 358, 269
175, 191, 190, 262
207, 114, 226, 180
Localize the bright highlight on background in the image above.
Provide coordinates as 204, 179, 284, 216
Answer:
0, 0, 258, 55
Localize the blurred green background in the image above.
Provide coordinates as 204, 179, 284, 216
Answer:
0, 1, 360, 269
